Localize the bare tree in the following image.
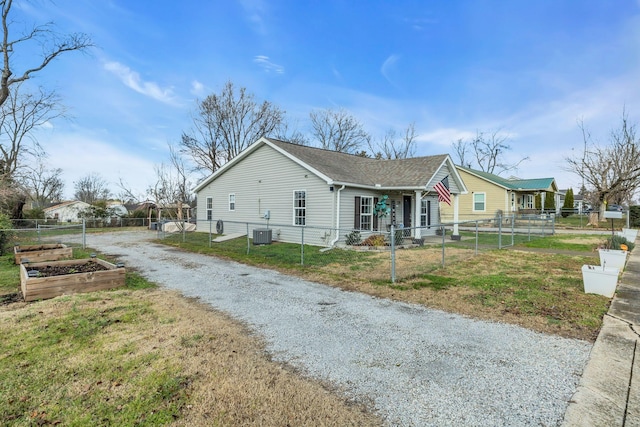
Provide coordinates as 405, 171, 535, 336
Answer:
271, 120, 310, 146
149, 145, 192, 221
0, 0, 91, 218
452, 130, 528, 174
0, 0, 93, 108
368, 122, 417, 159
566, 113, 640, 216
74, 173, 111, 204
21, 157, 64, 207
115, 177, 144, 205
452, 138, 471, 168
0, 83, 65, 182
309, 108, 371, 153
180, 81, 285, 174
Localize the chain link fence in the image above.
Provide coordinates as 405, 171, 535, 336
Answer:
5, 218, 152, 252
158, 215, 555, 283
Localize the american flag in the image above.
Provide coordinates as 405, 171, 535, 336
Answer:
434, 176, 451, 205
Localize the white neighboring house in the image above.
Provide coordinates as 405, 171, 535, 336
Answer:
194, 137, 467, 246
44, 201, 92, 222
106, 201, 129, 217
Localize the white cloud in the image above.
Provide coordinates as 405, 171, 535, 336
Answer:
104, 61, 178, 105
253, 55, 285, 74
190, 80, 206, 97
238, 0, 269, 35
44, 133, 158, 199
381, 54, 400, 86
417, 128, 477, 147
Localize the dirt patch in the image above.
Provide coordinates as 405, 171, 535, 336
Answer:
28, 261, 109, 277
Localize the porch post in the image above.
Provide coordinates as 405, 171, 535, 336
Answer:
452, 193, 460, 238
414, 190, 422, 239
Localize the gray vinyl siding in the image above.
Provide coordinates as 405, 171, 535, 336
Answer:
431, 165, 461, 194
196, 144, 335, 245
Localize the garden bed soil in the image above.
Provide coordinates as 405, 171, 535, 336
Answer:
14, 243, 73, 264
20, 258, 125, 302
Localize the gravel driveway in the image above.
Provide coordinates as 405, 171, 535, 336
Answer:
88, 231, 591, 426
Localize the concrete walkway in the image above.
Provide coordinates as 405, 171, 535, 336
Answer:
563, 237, 640, 426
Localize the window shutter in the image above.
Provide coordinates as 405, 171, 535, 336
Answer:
354, 196, 361, 229
373, 197, 379, 231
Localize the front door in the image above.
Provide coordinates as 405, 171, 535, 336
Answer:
403, 195, 412, 235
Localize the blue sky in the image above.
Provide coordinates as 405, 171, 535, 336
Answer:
15, 0, 640, 199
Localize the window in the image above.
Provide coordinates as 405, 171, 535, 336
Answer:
420, 199, 431, 227
228, 194, 235, 211
473, 193, 486, 211
360, 196, 373, 230
525, 194, 534, 209
294, 190, 306, 225
206, 197, 213, 220
510, 193, 515, 211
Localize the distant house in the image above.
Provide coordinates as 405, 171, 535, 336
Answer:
44, 201, 91, 222
106, 201, 129, 217
558, 190, 590, 214
440, 166, 558, 221
193, 137, 468, 245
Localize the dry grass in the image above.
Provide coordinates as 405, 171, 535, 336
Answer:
293, 246, 607, 342
0, 288, 381, 426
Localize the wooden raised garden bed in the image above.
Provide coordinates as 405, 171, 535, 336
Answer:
20, 258, 126, 302
14, 243, 73, 265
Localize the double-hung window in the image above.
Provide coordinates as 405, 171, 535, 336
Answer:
228, 194, 235, 211
420, 199, 431, 227
359, 196, 373, 230
294, 190, 306, 225
206, 197, 213, 220
473, 193, 486, 212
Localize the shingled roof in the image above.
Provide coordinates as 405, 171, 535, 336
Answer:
267, 138, 448, 188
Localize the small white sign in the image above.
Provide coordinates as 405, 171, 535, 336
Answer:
604, 211, 623, 219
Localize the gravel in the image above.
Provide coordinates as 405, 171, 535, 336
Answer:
88, 231, 591, 427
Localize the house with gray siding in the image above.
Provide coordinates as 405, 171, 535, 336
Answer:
193, 137, 467, 246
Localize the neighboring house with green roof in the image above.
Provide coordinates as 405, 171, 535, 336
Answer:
194, 137, 468, 245
440, 166, 558, 222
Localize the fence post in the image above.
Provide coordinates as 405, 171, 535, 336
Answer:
511, 214, 515, 246
552, 215, 555, 235
498, 215, 502, 249
301, 227, 305, 266
246, 223, 250, 255
441, 225, 446, 267
82, 218, 86, 249
182, 219, 186, 242
36, 223, 41, 242
209, 220, 212, 248
390, 224, 396, 283
475, 220, 479, 255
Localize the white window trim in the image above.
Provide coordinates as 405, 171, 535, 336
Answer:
420, 199, 428, 227
473, 192, 486, 212
228, 193, 235, 211
206, 197, 213, 220
293, 190, 306, 226
359, 196, 373, 230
